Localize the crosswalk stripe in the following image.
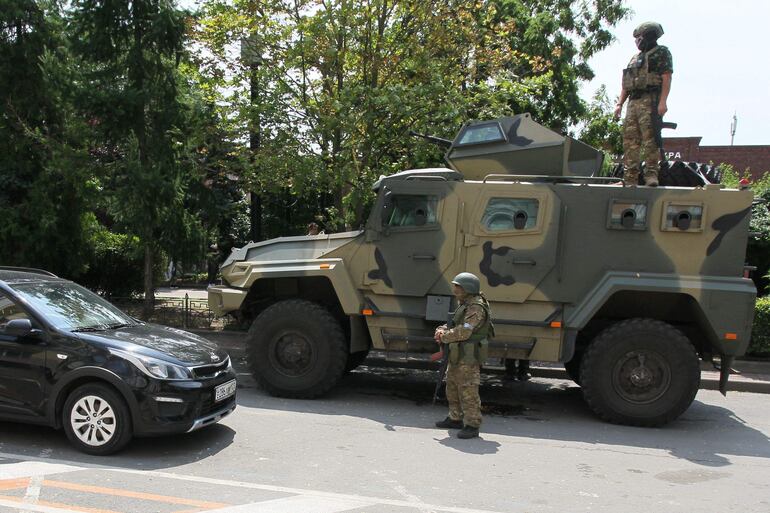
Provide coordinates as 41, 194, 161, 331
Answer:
0, 462, 80, 481
0, 453, 509, 513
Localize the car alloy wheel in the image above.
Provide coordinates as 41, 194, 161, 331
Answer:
62, 383, 133, 455
70, 395, 117, 447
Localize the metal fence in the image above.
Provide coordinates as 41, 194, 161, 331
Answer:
111, 294, 236, 330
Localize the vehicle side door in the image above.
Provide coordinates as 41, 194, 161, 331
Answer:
0, 291, 48, 419
364, 180, 459, 297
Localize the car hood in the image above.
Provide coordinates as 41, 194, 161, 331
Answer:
73, 324, 226, 366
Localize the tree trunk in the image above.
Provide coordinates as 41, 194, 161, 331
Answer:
142, 242, 154, 319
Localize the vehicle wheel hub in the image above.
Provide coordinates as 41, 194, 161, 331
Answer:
612, 351, 671, 404
70, 395, 116, 447
271, 332, 314, 377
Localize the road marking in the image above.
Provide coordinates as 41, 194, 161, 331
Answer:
0, 478, 29, 491
41, 480, 228, 509
109, 469, 507, 513
0, 462, 80, 481
0, 452, 509, 513
203, 495, 374, 513
21, 475, 44, 512
0, 496, 120, 513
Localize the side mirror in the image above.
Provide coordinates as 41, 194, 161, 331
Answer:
381, 190, 394, 226
3, 318, 35, 338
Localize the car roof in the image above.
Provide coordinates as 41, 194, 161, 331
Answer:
0, 268, 64, 286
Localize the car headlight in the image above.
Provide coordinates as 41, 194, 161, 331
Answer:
110, 349, 192, 380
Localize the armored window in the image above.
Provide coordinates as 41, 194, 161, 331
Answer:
607, 200, 648, 230
481, 198, 539, 231
386, 195, 438, 227
662, 203, 704, 232
456, 122, 506, 146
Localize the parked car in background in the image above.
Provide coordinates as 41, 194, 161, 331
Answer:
0, 267, 236, 455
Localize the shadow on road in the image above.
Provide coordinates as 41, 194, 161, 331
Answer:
0, 421, 235, 469
234, 362, 770, 468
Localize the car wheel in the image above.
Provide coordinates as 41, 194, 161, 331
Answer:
62, 383, 133, 455
580, 318, 700, 427
247, 299, 347, 398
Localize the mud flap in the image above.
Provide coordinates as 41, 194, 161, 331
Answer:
719, 355, 734, 396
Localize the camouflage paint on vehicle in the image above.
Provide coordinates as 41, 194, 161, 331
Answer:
209, 114, 756, 425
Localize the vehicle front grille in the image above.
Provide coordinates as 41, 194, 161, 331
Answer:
192, 358, 229, 379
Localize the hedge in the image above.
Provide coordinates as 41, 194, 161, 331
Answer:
749, 296, 770, 357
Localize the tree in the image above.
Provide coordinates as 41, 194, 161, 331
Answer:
68, 0, 201, 314
0, 0, 93, 277
193, 0, 629, 233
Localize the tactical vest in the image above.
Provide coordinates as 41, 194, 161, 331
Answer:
448, 295, 494, 366
622, 46, 663, 94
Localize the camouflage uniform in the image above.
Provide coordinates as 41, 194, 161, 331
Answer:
438, 294, 492, 429
622, 45, 673, 185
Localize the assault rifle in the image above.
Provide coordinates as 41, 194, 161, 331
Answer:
431, 309, 455, 405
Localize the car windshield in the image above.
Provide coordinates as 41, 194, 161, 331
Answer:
12, 281, 137, 331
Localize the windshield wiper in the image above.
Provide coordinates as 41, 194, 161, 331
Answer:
71, 326, 107, 332
104, 322, 134, 330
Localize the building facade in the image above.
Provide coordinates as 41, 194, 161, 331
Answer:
662, 137, 770, 180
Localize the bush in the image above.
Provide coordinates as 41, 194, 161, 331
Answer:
749, 296, 770, 357
78, 229, 145, 297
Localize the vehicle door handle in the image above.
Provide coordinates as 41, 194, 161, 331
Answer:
411, 254, 436, 261
512, 260, 536, 266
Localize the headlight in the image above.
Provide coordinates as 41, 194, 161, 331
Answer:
110, 349, 192, 380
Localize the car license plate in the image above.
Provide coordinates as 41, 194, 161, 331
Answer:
214, 379, 236, 402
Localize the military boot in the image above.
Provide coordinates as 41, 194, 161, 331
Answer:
457, 425, 479, 439
435, 417, 463, 429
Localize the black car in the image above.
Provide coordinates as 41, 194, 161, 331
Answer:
0, 267, 236, 455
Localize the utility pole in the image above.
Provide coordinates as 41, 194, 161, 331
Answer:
242, 31, 263, 242
730, 113, 737, 146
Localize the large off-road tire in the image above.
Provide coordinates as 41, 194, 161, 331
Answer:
247, 299, 348, 398
62, 383, 133, 455
580, 318, 700, 427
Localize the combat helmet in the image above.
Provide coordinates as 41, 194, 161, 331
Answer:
451, 272, 481, 295
633, 21, 664, 40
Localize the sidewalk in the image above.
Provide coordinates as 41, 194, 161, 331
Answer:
192, 329, 770, 395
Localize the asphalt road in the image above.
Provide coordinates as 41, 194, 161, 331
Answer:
1, 365, 769, 513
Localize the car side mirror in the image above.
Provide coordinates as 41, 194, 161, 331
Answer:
3, 319, 36, 338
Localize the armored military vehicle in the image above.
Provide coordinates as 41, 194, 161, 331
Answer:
209, 113, 756, 427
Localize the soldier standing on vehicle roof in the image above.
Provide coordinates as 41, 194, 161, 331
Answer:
614, 21, 673, 187
434, 273, 493, 439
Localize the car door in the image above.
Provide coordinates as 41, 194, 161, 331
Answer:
0, 291, 48, 419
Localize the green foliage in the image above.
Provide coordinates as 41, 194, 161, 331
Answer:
721, 166, 770, 294
68, 0, 206, 305
79, 224, 145, 297
0, 1, 94, 278
578, 86, 623, 156
192, 0, 629, 231
749, 296, 770, 357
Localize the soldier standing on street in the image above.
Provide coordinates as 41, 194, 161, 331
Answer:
434, 273, 493, 439
614, 22, 673, 187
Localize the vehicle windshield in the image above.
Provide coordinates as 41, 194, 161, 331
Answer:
12, 281, 137, 331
